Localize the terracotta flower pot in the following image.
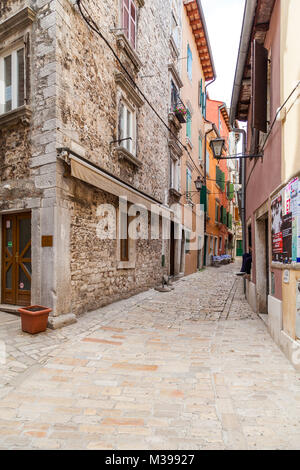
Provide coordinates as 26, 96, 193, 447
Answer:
18, 305, 52, 334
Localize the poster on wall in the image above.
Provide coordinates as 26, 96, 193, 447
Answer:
297, 182, 300, 263
271, 193, 283, 262
282, 212, 292, 263
290, 178, 299, 262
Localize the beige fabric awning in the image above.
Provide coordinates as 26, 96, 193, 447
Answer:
70, 155, 171, 215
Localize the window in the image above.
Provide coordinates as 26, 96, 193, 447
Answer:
170, 157, 180, 191
0, 47, 25, 114
119, 101, 136, 155
206, 150, 210, 175
186, 167, 192, 201
122, 0, 137, 49
219, 237, 222, 252
171, 80, 178, 111
198, 136, 203, 161
187, 44, 192, 81
171, 10, 179, 49
186, 109, 191, 139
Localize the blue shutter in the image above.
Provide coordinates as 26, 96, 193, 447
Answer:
199, 79, 202, 108
187, 44, 192, 81
203, 92, 207, 118
186, 110, 191, 139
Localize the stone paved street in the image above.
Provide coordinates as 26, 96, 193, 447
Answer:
0, 262, 299, 450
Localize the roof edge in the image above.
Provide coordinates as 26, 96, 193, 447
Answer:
229, 0, 257, 125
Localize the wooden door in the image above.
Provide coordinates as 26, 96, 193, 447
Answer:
1, 213, 31, 306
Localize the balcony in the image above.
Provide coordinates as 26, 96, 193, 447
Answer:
173, 98, 187, 123
170, 88, 187, 124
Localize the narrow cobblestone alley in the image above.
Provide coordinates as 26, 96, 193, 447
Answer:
0, 262, 299, 450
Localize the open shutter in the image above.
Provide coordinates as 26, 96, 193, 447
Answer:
252, 39, 268, 133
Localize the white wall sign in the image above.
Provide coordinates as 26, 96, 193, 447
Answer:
283, 269, 290, 284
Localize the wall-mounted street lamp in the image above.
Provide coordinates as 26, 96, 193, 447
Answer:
194, 175, 204, 192
183, 176, 204, 199
209, 138, 263, 160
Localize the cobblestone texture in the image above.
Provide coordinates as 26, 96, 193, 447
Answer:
0, 262, 299, 450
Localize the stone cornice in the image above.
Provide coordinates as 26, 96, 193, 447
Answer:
116, 146, 142, 169
116, 33, 143, 71
169, 139, 183, 158
115, 72, 144, 108
0, 7, 36, 42
168, 63, 183, 89
0, 105, 32, 129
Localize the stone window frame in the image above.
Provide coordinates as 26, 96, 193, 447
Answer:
0, 41, 26, 115
115, 72, 144, 168
116, 202, 137, 270
117, 0, 144, 71
0, 7, 35, 128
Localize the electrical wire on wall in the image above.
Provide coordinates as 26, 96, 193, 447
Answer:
76, 0, 205, 179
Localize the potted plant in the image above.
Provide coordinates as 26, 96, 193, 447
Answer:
18, 305, 52, 334
174, 104, 187, 123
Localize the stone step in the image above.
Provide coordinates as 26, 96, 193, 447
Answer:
0, 304, 21, 316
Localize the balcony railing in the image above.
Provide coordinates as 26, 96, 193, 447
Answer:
171, 92, 187, 124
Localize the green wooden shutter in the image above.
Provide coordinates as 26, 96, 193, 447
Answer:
200, 185, 207, 212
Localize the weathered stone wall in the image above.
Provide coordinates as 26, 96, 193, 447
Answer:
0, 0, 57, 196
56, 0, 171, 202
55, 0, 172, 316
68, 179, 167, 316
0, 125, 31, 181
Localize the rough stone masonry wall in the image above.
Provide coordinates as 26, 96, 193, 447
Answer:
55, 0, 170, 201
55, 0, 172, 316
0, 0, 57, 207
68, 178, 166, 316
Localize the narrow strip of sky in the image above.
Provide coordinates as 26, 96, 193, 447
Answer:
201, 0, 246, 108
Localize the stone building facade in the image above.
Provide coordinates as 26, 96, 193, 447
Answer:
0, 0, 182, 326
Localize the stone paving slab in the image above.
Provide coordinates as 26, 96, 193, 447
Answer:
0, 262, 299, 449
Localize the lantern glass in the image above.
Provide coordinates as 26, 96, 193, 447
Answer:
194, 176, 203, 191
210, 138, 225, 159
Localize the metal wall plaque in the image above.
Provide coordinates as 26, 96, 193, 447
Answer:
41, 235, 53, 247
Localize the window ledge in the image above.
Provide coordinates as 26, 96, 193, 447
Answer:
116, 33, 143, 71
116, 146, 142, 169
117, 260, 136, 270
169, 36, 180, 58
169, 138, 183, 158
168, 112, 182, 130
0, 105, 32, 129
168, 63, 183, 89
0, 7, 36, 42
169, 187, 181, 199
